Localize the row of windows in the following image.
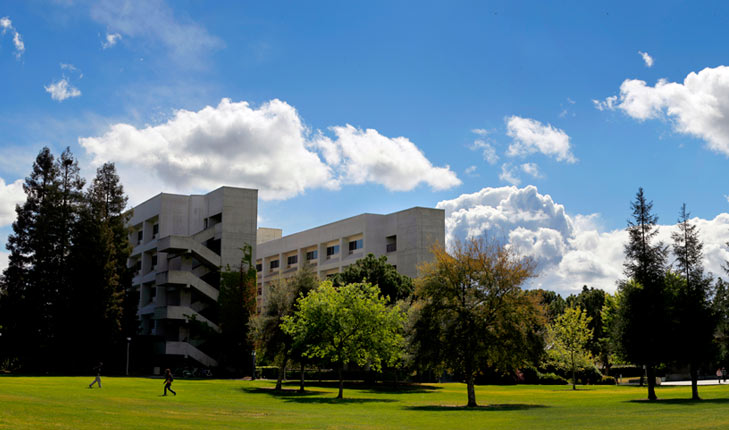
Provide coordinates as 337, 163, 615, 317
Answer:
256, 239, 366, 272
135, 224, 160, 244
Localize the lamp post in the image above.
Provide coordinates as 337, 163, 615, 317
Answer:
125, 337, 132, 376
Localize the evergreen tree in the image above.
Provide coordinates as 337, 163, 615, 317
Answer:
619, 187, 668, 401
670, 204, 715, 400
0, 148, 65, 370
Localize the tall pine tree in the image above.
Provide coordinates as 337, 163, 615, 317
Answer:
670, 204, 715, 400
619, 187, 669, 401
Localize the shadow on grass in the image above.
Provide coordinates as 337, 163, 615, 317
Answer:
626, 398, 729, 406
241, 386, 397, 404
276, 380, 442, 394
405, 404, 549, 412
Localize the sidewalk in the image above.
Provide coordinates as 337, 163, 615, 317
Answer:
661, 379, 727, 386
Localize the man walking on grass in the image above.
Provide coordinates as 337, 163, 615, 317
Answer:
89, 362, 103, 388
163, 368, 176, 396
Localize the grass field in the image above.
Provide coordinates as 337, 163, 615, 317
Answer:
3, 377, 729, 429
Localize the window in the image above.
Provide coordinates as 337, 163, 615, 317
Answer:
287, 255, 298, 266
257, 287, 262, 296
270, 260, 279, 270
256, 263, 262, 272
348, 239, 363, 254
137, 230, 143, 244
386, 235, 397, 252
306, 250, 318, 260
151, 254, 158, 269
152, 224, 159, 239
326, 245, 340, 259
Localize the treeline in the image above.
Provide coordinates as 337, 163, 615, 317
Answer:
252, 188, 729, 405
0, 147, 134, 374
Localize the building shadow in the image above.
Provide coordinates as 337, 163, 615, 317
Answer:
241, 386, 397, 404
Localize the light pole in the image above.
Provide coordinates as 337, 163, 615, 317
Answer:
125, 337, 132, 376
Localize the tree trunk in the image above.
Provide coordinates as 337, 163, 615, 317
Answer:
571, 351, 576, 391
337, 364, 344, 399
466, 373, 477, 407
299, 362, 305, 393
646, 364, 657, 401
275, 357, 287, 392
690, 363, 700, 400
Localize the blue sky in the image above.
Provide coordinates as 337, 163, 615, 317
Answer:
2, 0, 729, 295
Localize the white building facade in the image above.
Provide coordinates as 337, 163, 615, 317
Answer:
127, 187, 258, 368
254, 207, 445, 312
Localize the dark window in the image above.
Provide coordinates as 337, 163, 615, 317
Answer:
256, 263, 262, 272
137, 230, 143, 244
348, 239, 363, 254
287, 255, 298, 265
152, 224, 159, 238
386, 235, 397, 252
326, 245, 340, 258
306, 250, 318, 260
270, 260, 279, 270
151, 254, 158, 268
257, 287, 262, 296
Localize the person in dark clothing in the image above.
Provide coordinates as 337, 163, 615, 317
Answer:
89, 362, 103, 388
163, 368, 176, 396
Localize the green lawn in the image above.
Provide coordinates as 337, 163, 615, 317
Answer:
2, 377, 729, 429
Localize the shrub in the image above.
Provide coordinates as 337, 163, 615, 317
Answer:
597, 375, 616, 385
537, 372, 569, 385
576, 365, 603, 385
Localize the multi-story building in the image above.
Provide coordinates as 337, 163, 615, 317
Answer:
127, 187, 257, 368
254, 207, 445, 312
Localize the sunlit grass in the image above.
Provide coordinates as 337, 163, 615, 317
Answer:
2, 377, 729, 429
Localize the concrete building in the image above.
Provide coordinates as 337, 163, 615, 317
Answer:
127, 187, 257, 368
254, 207, 445, 312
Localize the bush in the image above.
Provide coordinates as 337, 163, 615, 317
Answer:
597, 375, 616, 385
537, 372, 569, 385
609, 365, 642, 378
576, 365, 603, 385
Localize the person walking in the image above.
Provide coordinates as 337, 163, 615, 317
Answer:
163, 368, 176, 396
89, 362, 103, 388
717, 368, 722, 384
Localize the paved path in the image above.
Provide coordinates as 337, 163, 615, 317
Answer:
661, 380, 727, 386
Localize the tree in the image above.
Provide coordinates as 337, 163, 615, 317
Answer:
282, 281, 405, 399
218, 244, 258, 375
332, 253, 413, 303
566, 286, 607, 371
546, 307, 593, 390
0, 147, 65, 370
251, 263, 317, 391
670, 204, 715, 400
411, 238, 540, 407
599, 291, 622, 374
619, 188, 669, 401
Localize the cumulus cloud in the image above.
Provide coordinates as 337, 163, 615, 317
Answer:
595, 65, 729, 156
315, 125, 460, 191
45, 78, 82, 101
80, 98, 460, 203
0, 16, 24, 59
102, 32, 121, 49
520, 162, 541, 178
465, 165, 478, 177
438, 185, 729, 295
499, 163, 521, 185
0, 177, 25, 225
471, 139, 499, 165
89, 0, 221, 67
506, 116, 576, 163
638, 51, 654, 67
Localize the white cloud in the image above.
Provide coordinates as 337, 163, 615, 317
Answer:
471, 128, 489, 136
506, 116, 576, 163
471, 139, 499, 165
595, 65, 729, 156
593, 95, 618, 111
0, 16, 24, 59
80, 98, 459, 204
499, 163, 521, 185
60, 63, 77, 71
438, 185, 729, 295
638, 50, 654, 67
465, 165, 478, 177
45, 78, 82, 102
520, 162, 541, 178
0, 177, 25, 226
89, 0, 222, 67
102, 32, 121, 49
314, 125, 461, 192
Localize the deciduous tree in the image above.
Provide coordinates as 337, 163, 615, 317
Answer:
546, 307, 593, 390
